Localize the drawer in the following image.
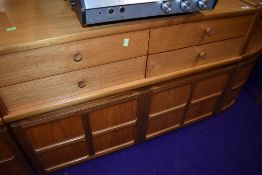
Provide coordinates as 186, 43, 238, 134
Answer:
147, 37, 244, 78
0, 30, 149, 87
149, 15, 252, 54
0, 56, 146, 111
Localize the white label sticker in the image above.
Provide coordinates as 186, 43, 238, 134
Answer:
123, 38, 129, 47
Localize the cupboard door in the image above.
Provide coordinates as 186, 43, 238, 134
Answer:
13, 115, 89, 173
146, 84, 192, 139
183, 69, 232, 124
221, 59, 255, 111
0, 127, 34, 175
11, 91, 146, 173
88, 95, 144, 155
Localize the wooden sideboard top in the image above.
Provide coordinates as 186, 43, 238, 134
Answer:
0, 0, 256, 56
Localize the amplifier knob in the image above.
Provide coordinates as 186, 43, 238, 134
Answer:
197, 0, 209, 10
180, 0, 191, 12
70, 0, 76, 6
161, 1, 172, 13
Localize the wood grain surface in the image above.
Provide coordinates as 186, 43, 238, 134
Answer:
0, 56, 146, 112
147, 37, 244, 77
148, 15, 252, 54
0, 30, 149, 87
2, 55, 243, 123
0, 0, 256, 55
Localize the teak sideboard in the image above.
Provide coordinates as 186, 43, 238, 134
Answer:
0, 0, 262, 174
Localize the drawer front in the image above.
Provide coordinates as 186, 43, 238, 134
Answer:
0, 56, 146, 111
149, 15, 252, 54
0, 30, 149, 87
147, 38, 243, 78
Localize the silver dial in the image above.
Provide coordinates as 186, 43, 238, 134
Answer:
180, 0, 191, 12
197, 0, 209, 10
161, 1, 172, 13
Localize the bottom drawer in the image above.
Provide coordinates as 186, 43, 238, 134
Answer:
147, 37, 244, 78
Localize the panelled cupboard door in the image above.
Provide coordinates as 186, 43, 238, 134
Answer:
0, 127, 34, 175
146, 84, 192, 139
145, 66, 234, 138
183, 68, 233, 124
88, 94, 145, 156
11, 91, 146, 173
12, 114, 90, 173
220, 59, 256, 111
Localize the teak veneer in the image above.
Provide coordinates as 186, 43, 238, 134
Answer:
0, 0, 262, 174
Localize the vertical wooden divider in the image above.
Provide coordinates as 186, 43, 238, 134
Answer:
138, 91, 152, 141
81, 114, 95, 156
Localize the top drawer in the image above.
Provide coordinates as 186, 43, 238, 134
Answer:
149, 15, 253, 54
0, 30, 149, 88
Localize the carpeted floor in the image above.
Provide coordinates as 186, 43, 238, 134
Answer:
51, 60, 262, 175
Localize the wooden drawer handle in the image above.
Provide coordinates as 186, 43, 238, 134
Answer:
199, 52, 207, 59
73, 52, 83, 62
205, 28, 214, 36
78, 80, 86, 88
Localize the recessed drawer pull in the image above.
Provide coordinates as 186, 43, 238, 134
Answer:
78, 80, 86, 88
199, 51, 207, 59
205, 28, 214, 36
73, 51, 83, 62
